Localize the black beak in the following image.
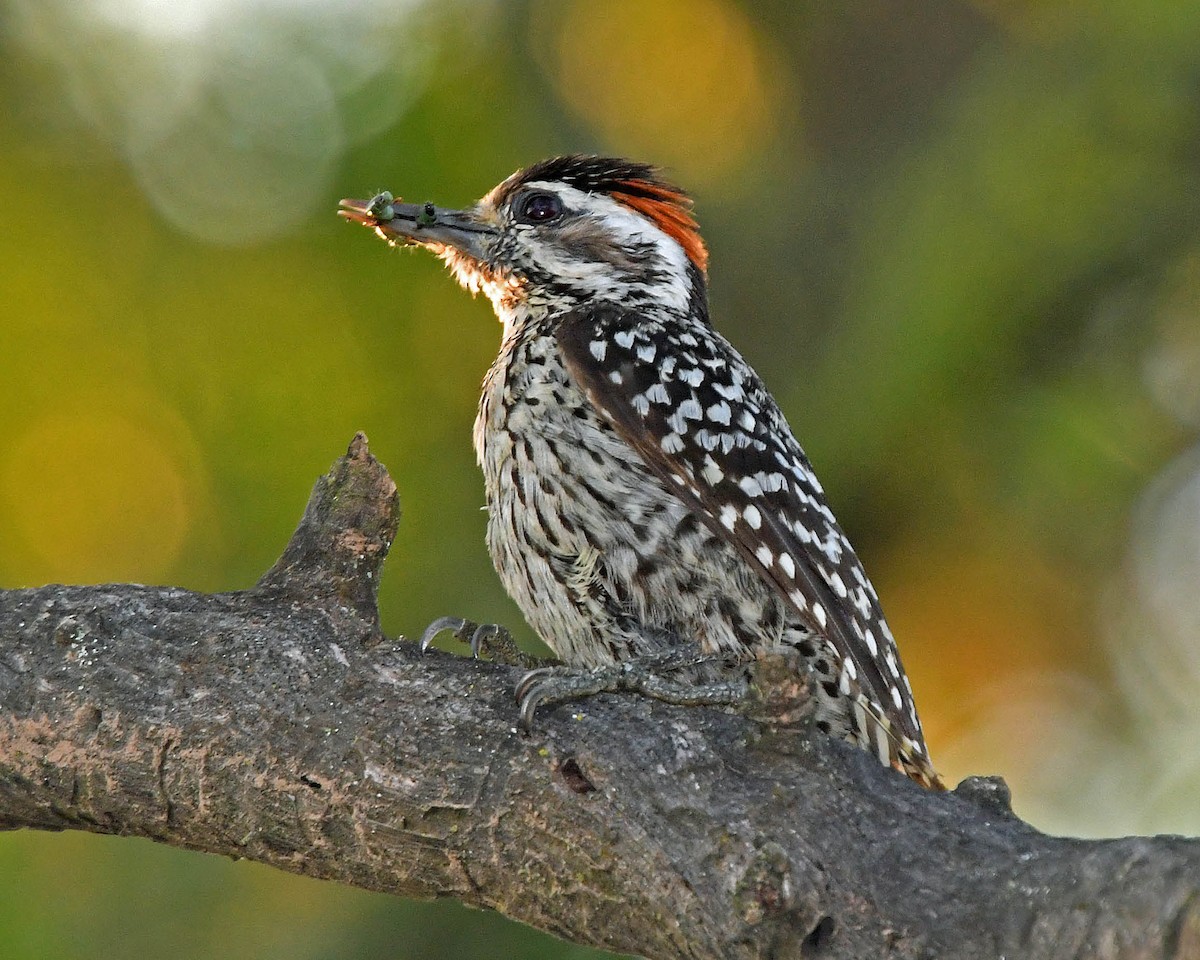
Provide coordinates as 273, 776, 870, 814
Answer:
338, 194, 493, 260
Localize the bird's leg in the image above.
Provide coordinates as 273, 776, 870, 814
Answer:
419, 616, 553, 670
515, 645, 751, 732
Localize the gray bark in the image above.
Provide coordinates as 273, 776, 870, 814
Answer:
0, 435, 1197, 959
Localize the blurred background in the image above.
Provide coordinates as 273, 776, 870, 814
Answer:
2, 0, 1200, 956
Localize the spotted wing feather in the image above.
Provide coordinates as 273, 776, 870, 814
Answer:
556, 304, 932, 769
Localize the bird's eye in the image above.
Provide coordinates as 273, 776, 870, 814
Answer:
518, 192, 563, 224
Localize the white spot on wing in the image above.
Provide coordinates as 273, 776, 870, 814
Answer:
863, 629, 878, 656
778, 552, 795, 578
661, 432, 684, 454
589, 340, 607, 361
838, 665, 852, 695
666, 410, 690, 435
719, 504, 738, 530
743, 504, 762, 529
706, 401, 731, 425
738, 476, 763, 498
755, 546, 774, 567
614, 329, 635, 349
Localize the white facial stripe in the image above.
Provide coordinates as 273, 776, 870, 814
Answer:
517, 182, 693, 311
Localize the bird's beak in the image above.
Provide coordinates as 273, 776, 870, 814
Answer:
338, 194, 494, 261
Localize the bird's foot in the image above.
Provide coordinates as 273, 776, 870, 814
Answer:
419, 616, 550, 669
515, 648, 750, 732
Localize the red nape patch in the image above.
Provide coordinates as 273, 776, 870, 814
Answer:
611, 180, 709, 275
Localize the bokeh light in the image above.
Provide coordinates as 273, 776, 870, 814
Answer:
2, 400, 203, 585
533, 0, 783, 185
6, 0, 471, 244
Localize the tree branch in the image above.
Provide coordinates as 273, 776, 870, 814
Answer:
0, 435, 1197, 959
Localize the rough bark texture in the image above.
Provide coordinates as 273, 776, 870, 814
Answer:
0, 435, 1197, 959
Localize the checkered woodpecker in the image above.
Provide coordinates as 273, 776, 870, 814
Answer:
340, 156, 942, 788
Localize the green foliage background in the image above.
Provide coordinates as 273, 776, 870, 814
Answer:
3, 1, 1200, 956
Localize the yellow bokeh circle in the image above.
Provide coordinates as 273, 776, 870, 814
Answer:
3, 407, 199, 585
536, 0, 780, 183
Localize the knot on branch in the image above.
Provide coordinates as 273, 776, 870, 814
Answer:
253, 433, 400, 629
953, 775, 1015, 818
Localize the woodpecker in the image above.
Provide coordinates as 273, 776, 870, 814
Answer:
340, 156, 942, 789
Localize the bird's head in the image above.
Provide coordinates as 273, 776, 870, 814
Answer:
339, 156, 709, 325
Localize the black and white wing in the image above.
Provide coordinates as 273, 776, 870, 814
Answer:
556, 304, 938, 783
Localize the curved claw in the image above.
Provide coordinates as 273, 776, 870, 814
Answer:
515, 665, 622, 732
518, 671, 560, 733
519, 687, 540, 733
515, 666, 560, 707
420, 616, 478, 652
517, 666, 582, 732
469, 622, 511, 659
